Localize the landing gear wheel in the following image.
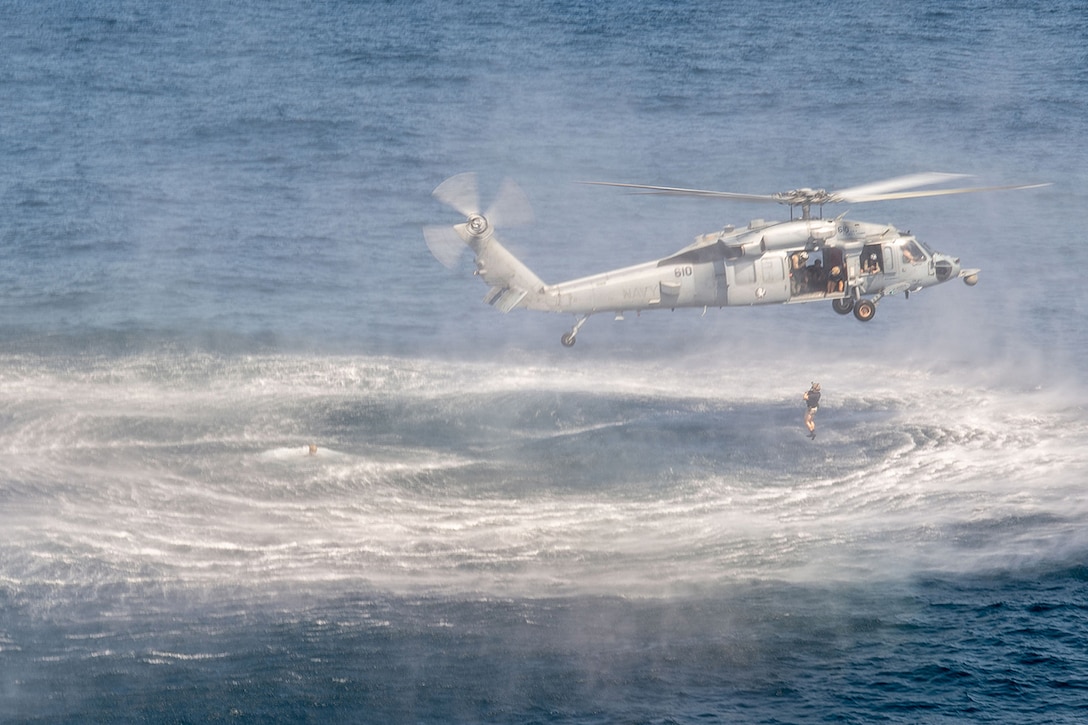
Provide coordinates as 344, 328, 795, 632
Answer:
853, 299, 876, 322
832, 298, 854, 315
561, 315, 590, 348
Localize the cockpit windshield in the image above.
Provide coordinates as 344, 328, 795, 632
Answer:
901, 239, 926, 264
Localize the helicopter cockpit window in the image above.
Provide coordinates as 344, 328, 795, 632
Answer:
901, 240, 925, 264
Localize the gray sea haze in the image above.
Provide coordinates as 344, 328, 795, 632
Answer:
1, 1, 1086, 722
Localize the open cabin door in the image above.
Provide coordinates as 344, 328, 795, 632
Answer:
788, 248, 848, 301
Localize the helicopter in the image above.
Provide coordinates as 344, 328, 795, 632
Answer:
423, 172, 1047, 347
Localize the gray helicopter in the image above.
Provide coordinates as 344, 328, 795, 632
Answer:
424, 172, 1046, 347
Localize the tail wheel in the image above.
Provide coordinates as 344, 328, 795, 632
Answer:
832, 298, 854, 315
853, 299, 876, 322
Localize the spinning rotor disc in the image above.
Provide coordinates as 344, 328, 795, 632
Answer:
582, 173, 1049, 219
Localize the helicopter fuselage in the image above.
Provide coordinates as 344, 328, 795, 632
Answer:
517, 217, 971, 322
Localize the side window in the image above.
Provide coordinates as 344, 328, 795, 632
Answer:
860, 245, 883, 273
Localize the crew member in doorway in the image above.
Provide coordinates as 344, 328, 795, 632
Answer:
827, 265, 845, 295
803, 382, 821, 440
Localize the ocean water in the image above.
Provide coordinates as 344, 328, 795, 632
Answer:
2, 1, 1087, 722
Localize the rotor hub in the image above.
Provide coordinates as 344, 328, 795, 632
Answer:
776, 188, 833, 206
467, 213, 489, 236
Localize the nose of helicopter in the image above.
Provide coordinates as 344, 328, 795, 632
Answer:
933, 253, 961, 283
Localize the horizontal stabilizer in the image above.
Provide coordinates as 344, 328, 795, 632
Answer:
484, 286, 528, 313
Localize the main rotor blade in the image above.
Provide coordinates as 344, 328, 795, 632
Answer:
583, 175, 1049, 208
432, 172, 480, 218
842, 181, 1051, 203
579, 181, 780, 204
423, 224, 467, 269
833, 172, 969, 201
485, 177, 534, 228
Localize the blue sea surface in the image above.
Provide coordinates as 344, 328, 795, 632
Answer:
1, 1, 1087, 722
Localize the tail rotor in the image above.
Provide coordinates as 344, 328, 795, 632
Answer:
423, 172, 534, 269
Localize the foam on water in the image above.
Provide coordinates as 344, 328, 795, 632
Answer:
0, 351, 1083, 612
